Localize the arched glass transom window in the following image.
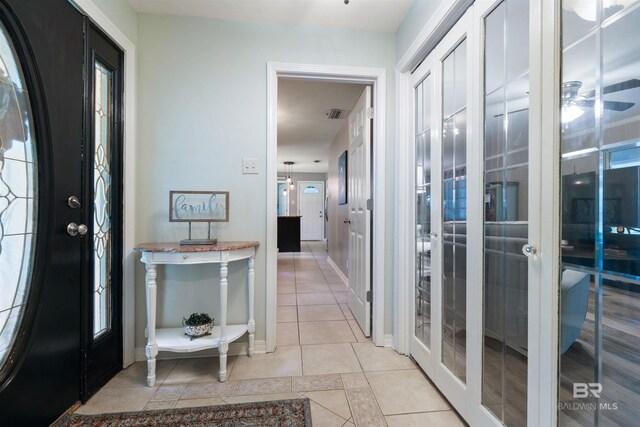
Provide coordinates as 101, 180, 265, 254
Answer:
0, 22, 38, 370
303, 185, 320, 194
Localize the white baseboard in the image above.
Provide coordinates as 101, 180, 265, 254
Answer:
327, 256, 348, 286
134, 340, 266, 362
384, 334, 394, 348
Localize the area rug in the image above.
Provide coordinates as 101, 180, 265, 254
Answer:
56, 398, 312, 427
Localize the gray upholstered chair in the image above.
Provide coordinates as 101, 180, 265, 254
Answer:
560, 268, 591, 353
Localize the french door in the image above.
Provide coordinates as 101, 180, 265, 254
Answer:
0, 0, 123, 423
410, 8, 475, 417
409, 2, 536, 425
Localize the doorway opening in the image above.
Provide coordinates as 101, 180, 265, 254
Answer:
266, 63, 387, 352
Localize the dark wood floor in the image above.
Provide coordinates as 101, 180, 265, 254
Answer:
415, 279, 639, 427
560, 281, 640, 427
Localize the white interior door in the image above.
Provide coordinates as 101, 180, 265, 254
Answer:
347, 87, 372, 338
298, 181, 324, 240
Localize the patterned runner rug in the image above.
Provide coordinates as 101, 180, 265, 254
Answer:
55, 398, 311, 427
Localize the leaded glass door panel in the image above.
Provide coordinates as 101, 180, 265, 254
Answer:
81, 24, 124, 402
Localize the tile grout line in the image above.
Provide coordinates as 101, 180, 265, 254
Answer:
292, 247, 304, 375
302, 391, 351, 424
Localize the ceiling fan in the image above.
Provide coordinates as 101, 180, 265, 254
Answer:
562, 79, 638, 122
492, 78, 640, 122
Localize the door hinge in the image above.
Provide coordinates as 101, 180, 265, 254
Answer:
366, 199, 373, 210
366, 290, 372, 302
367, 107, 374, 119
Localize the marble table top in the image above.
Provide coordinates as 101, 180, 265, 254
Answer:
134, 241, 260, 253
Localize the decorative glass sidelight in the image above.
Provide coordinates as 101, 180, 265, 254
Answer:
441, 38, 467, 382
482, 0, 530, 425
0, 23, 38, 368
93, 61, 113, 339
415, 73, 433, 348
560, 1, 640, 425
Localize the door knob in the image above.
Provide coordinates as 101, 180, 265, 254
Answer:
67, 222, 88, 237
344, 219, 351, 224
522, 243, 537, 257
67, 195, 81, 209
430, 233, 438, 239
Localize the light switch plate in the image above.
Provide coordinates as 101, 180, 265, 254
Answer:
242, 158, 259, 174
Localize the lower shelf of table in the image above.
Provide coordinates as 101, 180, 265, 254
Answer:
154, 325, 248, 353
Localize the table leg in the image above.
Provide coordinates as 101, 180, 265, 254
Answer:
219, 261, 228, 381
144, 263, 159, 387
248, 255, 255, 357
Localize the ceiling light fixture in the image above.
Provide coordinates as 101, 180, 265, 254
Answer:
284, 161, 295, 190
561, 80, 585, 124
562, 103, 585, 123
563, 0, 635, 21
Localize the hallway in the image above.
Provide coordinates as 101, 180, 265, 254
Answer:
73, 242, 464, 426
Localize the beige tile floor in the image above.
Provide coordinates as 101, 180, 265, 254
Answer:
75, 242, 465, 426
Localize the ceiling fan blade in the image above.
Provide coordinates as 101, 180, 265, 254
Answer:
581, 99, 635, 111
581, 79, 640, 98
493, 107, 529, 118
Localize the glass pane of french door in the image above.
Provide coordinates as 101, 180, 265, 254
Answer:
482, 0, 530, 425
559, 1, 640, 425
416, 73, 433, 348
441, 38, 467, 383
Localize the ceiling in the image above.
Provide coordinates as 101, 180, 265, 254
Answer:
277, 79, 365, 173
127, 0, 414, 32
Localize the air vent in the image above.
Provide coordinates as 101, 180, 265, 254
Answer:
327, 109, 348, 120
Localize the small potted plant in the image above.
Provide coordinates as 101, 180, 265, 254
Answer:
183, 312, 214, 338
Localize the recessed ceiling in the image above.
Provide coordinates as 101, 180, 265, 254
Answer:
126, 0, 413, 32
278, 79, 365, 174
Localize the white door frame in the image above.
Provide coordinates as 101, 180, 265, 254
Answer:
69, 0, 137, 368
395, 0, 560, 425
297, 180, 325, 241
267, 62, 386, 351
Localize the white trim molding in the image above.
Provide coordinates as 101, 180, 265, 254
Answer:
397, 0, 474, 73
267, 62, 387, 350
326, 256, 348, 286
70, 0, 137, 369
529, 0, 561, 425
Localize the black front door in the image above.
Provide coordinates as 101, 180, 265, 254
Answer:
0, 0, 123, 423
0, 0, 84, 424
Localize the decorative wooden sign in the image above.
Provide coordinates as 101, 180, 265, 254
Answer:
169, 191, 229, 222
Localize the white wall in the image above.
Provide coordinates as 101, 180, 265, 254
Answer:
328, 121, 350, 276
135, 13, 397, 349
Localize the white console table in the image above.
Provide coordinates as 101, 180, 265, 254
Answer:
135, 241, 259, 386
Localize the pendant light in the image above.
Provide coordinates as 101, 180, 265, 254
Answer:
284, 161, 295, 190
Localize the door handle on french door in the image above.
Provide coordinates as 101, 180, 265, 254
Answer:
522, 243, 538, 257
344, 219, 351, 224
67, 222, 88, 237
430, 233, 438, 239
